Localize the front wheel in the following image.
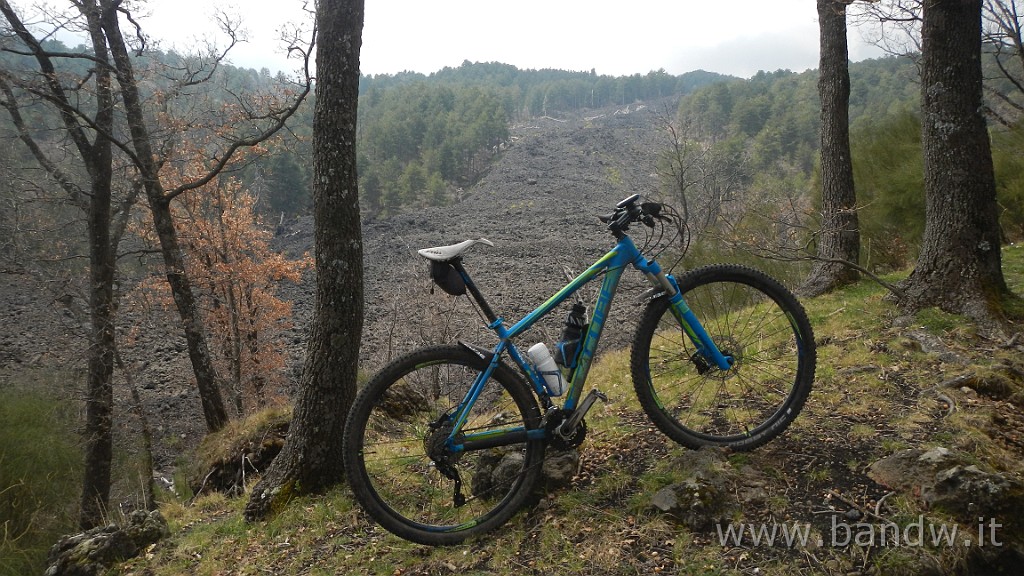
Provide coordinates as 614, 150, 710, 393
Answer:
631, 265, 815, 451
342, 345, 545, 545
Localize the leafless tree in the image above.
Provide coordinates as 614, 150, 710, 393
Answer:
657, 111, 747, 250
982, 0, 1024, 125
801, 0, 861, 296
1, 0, 127, 529
850, 0, 923, 57
0, 0, 312, 527
852, 0, 1024, 124
850, 0, 1016, 322
900, 0, 1012, 324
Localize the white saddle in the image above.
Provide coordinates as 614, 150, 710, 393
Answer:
417, 238, 494, 262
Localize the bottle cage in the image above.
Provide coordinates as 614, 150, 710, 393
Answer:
429, 260, 466, 296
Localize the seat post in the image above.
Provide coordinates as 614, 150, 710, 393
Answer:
451, 259, 498, 324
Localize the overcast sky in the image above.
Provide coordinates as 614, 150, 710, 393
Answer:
24, 0, 887, 78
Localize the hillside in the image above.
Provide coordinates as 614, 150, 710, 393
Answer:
4, 62, 1024, 575
301, 98, 679, 370
106, 99, 1024, 575
0, 97, 688, 498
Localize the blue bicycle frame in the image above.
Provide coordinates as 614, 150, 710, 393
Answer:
445, 234, 733, 453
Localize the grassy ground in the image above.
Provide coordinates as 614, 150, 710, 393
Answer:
117, 244, 1024, 576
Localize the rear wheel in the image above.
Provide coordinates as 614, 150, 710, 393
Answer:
631, 265, 815, 451
342, 345, 544, 545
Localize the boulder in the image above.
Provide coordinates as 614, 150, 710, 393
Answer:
649, 447, 735, 530
869, 447, 1024, 571
867, 446, 957, 493
868, 447, 1024, 523
45, 510, 169, 576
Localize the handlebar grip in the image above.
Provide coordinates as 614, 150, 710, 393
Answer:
603, 195, 665, 232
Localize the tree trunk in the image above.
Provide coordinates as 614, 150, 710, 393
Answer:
245, 287, 267, 408
77, 0, 116, 530
215, 195, 246, 416
245, 0, 365, 520
80, 144, 116, 530
98, 0, 229, 431
899, 0, 1011, 323
0, 0, 121, 529
115, 344, 157, 512
801, 0, 860, 296
145, 195, 230, 431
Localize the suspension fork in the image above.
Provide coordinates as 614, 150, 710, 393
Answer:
664, 277, 734, 372
639, 259, 733, 372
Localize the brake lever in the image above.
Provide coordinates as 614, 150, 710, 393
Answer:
613, 211, 632, 230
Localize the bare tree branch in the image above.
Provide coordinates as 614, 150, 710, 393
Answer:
0, 74, 87, 208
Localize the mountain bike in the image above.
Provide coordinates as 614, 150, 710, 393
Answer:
342, 194, 816, 545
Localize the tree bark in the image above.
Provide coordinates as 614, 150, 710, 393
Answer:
75, 0, 117, 530
148, 199, 231, 431
3, 0, 310, 526
245, 0, 365, 520
79, 106, 116, 530
801, 0, 860, 296
78, 81, 117, 529
899, 0, 1011, 323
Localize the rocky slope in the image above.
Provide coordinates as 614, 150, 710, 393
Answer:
285, 99, 677, 372
0, 98, 685, 489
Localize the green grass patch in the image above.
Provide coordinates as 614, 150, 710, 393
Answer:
184, 405, 292, 497
0, 370, 83, 576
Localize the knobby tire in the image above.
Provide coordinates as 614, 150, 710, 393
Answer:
342, 345, 544, 545
631, 265, 815, 451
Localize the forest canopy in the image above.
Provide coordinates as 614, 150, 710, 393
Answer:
4, 38, 1024, 271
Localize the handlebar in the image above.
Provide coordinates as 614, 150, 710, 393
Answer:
599, 194, 666, 235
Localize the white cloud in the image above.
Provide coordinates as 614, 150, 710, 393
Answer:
674, 31, 822, 77
11, 0, 887, 78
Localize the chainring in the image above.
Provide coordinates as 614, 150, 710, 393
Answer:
544, 408, 588, 450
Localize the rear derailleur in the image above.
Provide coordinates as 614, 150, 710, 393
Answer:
425, 417, 467, 507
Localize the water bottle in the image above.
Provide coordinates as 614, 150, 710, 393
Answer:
527, 342, 565, 396
554, 303, 588, 370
